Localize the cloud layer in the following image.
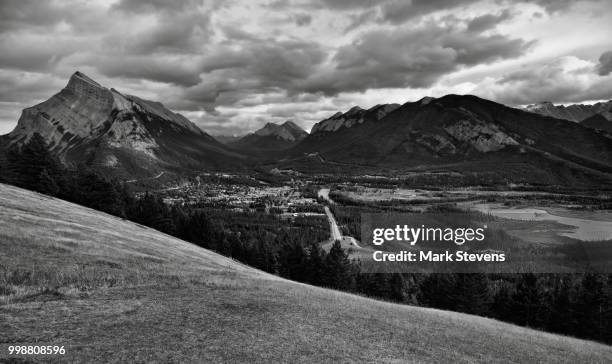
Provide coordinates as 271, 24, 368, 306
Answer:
0, 0, 611, 135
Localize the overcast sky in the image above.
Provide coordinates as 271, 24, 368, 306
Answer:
1, 0, 611, 135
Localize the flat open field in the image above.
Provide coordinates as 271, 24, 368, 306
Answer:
1, 183, 611, 363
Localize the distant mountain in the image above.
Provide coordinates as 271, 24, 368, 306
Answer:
581, 114, 612, 135
290, 95, 612, 186
230, 121, 307, 152
3, 71, 244, 178
524, 100, 612, 122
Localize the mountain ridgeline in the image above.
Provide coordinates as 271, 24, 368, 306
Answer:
290, 95, 612, 186
2, 72, 612, 186
581, 114, 612, 134
3, 72, 244, 178
524, 100, 612, 123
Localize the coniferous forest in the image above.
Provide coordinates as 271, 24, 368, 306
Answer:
2, 134, 611, 345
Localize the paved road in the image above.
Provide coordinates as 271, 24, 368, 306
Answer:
317, 188, 335, 204
324, 206, 342, 241
320, 189, 362, 249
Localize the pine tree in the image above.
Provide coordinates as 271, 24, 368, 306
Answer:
492, 280, 515, 322
575, 274, 608, 341
389, 273, 407, 302
418, 274, 457, 310
74, 170, 124, 217
548, 276, 576, 335
37, 168, 60, 196
7, 133, 62, 193
279, 242, 308, 281
511, 273, 546, 328
323, 240, 355, 290
452, 274, 491, 316
306, 244, 326, 285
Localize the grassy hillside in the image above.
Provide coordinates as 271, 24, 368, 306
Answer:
1, 183, 611, 363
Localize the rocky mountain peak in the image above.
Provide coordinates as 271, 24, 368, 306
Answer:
68, 71, 102, 89
420, 96, 435, 105
5, 71, 235, 176
252, 121, 307, 141
282, 120, 300, 129
230, 120, 307, 152
347, 106, 363, 115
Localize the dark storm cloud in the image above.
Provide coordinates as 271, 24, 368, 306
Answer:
344, 9, 378, 32
92, 1, 215, 86
313, 0, 380, 10
596, 51, 612, 76
293, 13, 313, 26
111, 0, 206, 14
96, 56, 204, 87
524, 0, 600, 13
0, 72, 63, 103
0, 36, 81, 72
380, 0, 480, 24
103, 13, 212, 55
300, 23, 531, 95
467, 10, 514, 32
480, 56, 612, 105
175, 39, 327, 110
202, 40, 326, 81
167, 9, 533, 107
0, 0, 113, 34
302, 0, 602, 26
0, 0, 66, 32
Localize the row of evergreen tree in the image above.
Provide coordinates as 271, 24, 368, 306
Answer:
1, 134, 610, 344
415, 273, 611, 343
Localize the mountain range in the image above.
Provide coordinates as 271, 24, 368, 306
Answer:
2, 71, 244, 178
2, 72, 612, 186
229, 120, 307, 152
290, 95, 612, 186
524, 100, 612, 123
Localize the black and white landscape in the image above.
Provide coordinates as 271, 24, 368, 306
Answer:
1, 1, 612, 363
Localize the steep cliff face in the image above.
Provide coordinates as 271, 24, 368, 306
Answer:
10, 72, 114, 153
443, 119, 519, 153
7, 71, 243, 177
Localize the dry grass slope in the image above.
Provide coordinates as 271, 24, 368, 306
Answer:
1, 183, 611, 363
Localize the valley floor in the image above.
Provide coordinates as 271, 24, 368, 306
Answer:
1, 183, 611, 363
